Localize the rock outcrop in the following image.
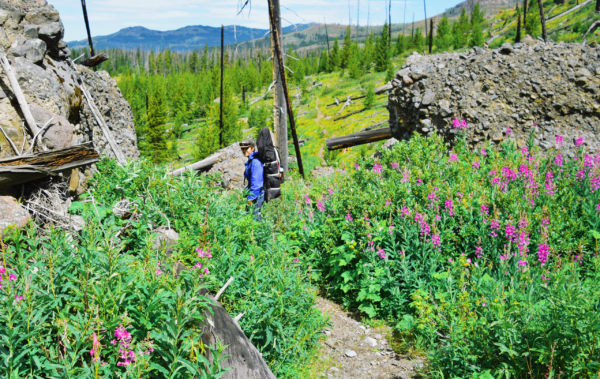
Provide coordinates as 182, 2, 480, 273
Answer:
0, 196, 30, 235
0, 0, 139, 162
207, 142, 247, 190
388, 39, 600, 155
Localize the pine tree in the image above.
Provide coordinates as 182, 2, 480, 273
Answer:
149, 50, 156, 75
209, 76, 241, 148
318, 50, 329, 73
525, 0, 541, 37
410, 27, 425, 51
329, 37, 341, 71
188, 50, 198, 73
348, 44, 362, 79
194, 123, 219, 160
363, 32, 375, 70
201, 43, 208, 72
436, 16, 452, 51
516, 7, 522, 43
396, 33, 407, 56
469, 21, 483, 47
470, 2, 485, 26
147, 82, 168, 163
340, 26, 353, 69
375, 23, 391, 72
452, 19, 466, 49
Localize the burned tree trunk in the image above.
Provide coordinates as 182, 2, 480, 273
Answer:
537, 0, 548, 42
80, 53, 109, 68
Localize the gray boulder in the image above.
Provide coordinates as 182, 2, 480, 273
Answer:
11, 38, 47, 64
29, 103, 74, 150
0, 196, 31, 236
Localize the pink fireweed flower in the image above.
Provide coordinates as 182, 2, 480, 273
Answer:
521, 145, 528, 157
293, 258, 300, 263
489, 219, 500, 237
506, 224, 517, 243
392, 162, 399, 169
545, 172, 555, 195
482, 303, 487, 307
416, 179, 423, 185
577, 170, 585, 180
597, 204, 600, 212
199, 267, 210, 277
194, 262, 203, 269
0, 266, 5, 274
466, 258, 471, 264
373, 163, 383, 173
317, 202, 325, 212
518, 259, 529, 272
8, 274, 16, 281
481, 148, 487, 156
499, 254, 510, 260
542, 218, 550, 227
554, 154, 563, 166
401, 171, 410, 182
480, 204, 489, 217
506, 128, 512, 135
452, 119, 468, 129
345, 213, 353, 222
385, 199, 392, 207
576, 137, 584, 147
449, 153, 458, 162
475, 247, 483, 258
472, 161, 480, 169
15, 295, 23, 301
377, 249, 386, 259
432, 234, 441, 249
444, 199, 454, 216
401, 206, 411, 218
435, 214, 441, 221
556, 135, 563, 147
328, 188, 334, 195
91, 332, 102, 363
354, 163, 360, 170
448, 258, 452, 263
196, 247, 212, 258
304, 195, 311, 205
538, 243, 550, 266
155, 264, 163, 277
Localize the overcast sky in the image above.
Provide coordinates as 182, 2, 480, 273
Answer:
52, 0, 464, 42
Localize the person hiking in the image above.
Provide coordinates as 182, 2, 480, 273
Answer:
241, 139, 265, 221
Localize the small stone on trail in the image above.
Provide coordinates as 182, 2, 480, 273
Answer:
364, 336, 378, 347
392, 361, 400, 366
359, 325, 366, 331
329, 367, 339, 372
345, 350, 357, 358
324, 331, 331, 336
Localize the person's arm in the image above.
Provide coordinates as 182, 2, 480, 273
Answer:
248, 159, 263, 200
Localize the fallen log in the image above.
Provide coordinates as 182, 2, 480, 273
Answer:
80, 53, 109, 68
167, 153, 220, 177
201, 292, 276, 379
326, 83, 394, 108
333, 108, 367, 121
326, 127, 392, 151
0, 144, 99, 188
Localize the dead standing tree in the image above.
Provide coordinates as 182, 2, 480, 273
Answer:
537, 0, 548, 42
269, 0, 288, 172
268, 0, 305, 178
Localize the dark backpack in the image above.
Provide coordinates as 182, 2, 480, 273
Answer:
257, 127, 284, 202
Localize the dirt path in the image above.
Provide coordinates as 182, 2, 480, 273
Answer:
315, 297, 423, 379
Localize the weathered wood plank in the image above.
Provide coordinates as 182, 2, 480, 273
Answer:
326, 127, 392, 150
80, 53, 109, 68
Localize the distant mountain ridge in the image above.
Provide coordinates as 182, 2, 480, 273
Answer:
67, 23, 316, 51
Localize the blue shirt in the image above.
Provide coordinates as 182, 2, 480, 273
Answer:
244, 152, 264, 200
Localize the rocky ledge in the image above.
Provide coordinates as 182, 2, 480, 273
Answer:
388, 36, 600, 155
0, 0, 139, 163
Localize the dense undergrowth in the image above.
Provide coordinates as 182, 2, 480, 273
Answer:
0, 160, 326, 378
289, 131, 600, 378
